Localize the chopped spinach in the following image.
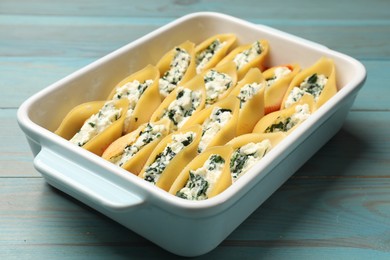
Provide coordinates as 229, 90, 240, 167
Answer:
307, 73, 318, 84
181, 135, 193, 146
215, 108, 231, 116
177, 89, 184, 99
196, 39, 221, 65
207, 155, 225, 171
176, 172, 209, 200
143, 133, 194, 184
230, 150, 249, 176
265, 117, 291, 133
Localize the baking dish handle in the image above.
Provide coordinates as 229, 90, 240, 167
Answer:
34, 147, 145, 212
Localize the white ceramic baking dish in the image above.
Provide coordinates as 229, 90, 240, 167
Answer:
17, 12, 366, 257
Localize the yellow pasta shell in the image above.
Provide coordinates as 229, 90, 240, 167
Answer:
149, 75, 206, 131
169, 145, 233, 199
106, 64, 161, 133
201, 61, 238, 106
263, 63, 300, 114
227, 132, 286, 150
229, 67, 265, 135
156, 40, 197, 98
138, 124, 202, 191
281, 57, 337, 110
253, 95, 315, 134
55, 99, 129, 156
195, 33, 237, 73
102, 118, 171, 175
227, 132, 286, 180
217, 39, 269, 79
181, 95, 240, 151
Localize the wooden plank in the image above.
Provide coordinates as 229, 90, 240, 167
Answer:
274, 24, 390, 60
1, 16, 389, 60
352, 60, 390, 111
1, 177, 389, 258
0, 57, 95, 108
0, 21, 157, 58
295, 111, 390, 178
1, 0, 389, 20
0, 109, 38, 177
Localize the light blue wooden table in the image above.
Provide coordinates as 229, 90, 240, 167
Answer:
1, 0, 390, 259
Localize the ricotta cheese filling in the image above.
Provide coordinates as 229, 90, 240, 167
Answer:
111, 122, 167, 167
265, 66, 292, 87
237, 82, 263, 108
198, 107, 232, 153
203, 70, 233, 105
195, 39, 226, 74
70, 100, 122, 147
112, 79, 153, 130
159, 47, 191, 97
233, 40, 263, 70
143, 131, 196, 184
176, 154, 225, 200
230, 140, 272, 182
284, 73, 328, 108
161, 87, 202, 130
264, 104, 311, 133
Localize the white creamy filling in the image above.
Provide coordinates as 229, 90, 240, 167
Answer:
265, 104, 311, 133
112, 123, 167, 167
237, 82, 263, 108
204, 70, 233, 105
284, 73, 328, 108
70, 100, 122, 147
176, 154, 225, 200
284, 87, 306, 109
198, 107, 232, 153
159, 48, 191, 97
265, 67, 292, 87
233, 41, 263, 70
288, 104, 311, 129
143, 131, 196, 184
162, 87, 202, 130
196, 39, 226, 73
112, 79, 153, 130
230, 140, 272, 182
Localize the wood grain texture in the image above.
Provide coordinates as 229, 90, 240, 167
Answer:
1, 0, 389, 20
1, 0, 390, 258
1, 178, 389, 258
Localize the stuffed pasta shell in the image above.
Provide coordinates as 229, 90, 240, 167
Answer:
253, 95, 315, 134
169, 146, 233, 200
102, 119, 170, 175
156, 41, 197, 98
195, 33, 237, 74
181, 96, 239, 153
107, 65, 161, 134
139, 125, 202, 191
229, 67, 265, 135
227, 133, 285, 182
217, 39, 269, 79
201, 61, 237, 106
281, 57, 337, 110
55, 99, 128, 156
263, 64, 300, 114
150, 75, 206, 132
